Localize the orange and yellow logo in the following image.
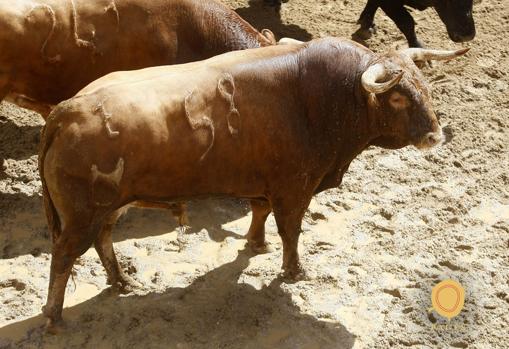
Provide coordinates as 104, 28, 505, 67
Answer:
429, 279, 465, 320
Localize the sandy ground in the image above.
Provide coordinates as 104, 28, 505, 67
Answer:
1, 0, 508, 348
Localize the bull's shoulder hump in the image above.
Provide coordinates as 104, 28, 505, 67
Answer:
76, 65, 182, 96
79, 45, 299, 95
77, 68, 222, 104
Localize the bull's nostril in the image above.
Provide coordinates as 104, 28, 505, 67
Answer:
426, 132, 443, 146
416, 131, 443, 150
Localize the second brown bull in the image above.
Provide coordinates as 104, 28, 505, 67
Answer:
0, 0, 275, 117
39, 38, 468, 333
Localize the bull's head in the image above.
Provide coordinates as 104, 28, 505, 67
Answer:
362, 47, 469, 150
433, 0, 476, 42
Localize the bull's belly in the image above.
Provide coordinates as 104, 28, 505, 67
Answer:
3, 93, 54, 117
124, 162, 269, 203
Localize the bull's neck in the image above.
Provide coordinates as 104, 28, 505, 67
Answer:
195, 5, 270, 53
297, 41, 379, 165
294, 40, 385, 192
220, 26, 269, 51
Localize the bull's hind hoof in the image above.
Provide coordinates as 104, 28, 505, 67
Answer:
247, 240, 274, 254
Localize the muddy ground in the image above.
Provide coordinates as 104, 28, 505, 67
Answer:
0, 0, 508, 348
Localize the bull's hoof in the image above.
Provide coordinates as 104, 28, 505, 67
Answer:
281, 266, 309, 282
352, 25, 376, 41
247, 240, 274, 254
44, 317, 65, 335
178, 225, 190, 234
113, 275, 142, 294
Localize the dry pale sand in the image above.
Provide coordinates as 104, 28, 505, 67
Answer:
1, 0, 508, 348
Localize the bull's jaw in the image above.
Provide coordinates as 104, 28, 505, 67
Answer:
413, 128, 445, 150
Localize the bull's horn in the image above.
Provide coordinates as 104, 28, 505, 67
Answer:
361, 64, 404, 94
278, 37, 304, 45
399, 47, 470, 62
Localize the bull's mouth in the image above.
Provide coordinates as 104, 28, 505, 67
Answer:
414, 130, 445, 150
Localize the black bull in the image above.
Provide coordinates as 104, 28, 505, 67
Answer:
356, 0, 476, 47
264, 0, 476, 48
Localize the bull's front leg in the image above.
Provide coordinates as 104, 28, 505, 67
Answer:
380, 2, 423, 47
354, 0, 381, 40
246, 199, 273, 254
271, 195, 313, 281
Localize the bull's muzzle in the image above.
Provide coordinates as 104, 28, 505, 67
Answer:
449, 30, 476, 43
415, 129, 445, 150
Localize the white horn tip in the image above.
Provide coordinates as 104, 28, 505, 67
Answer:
455, 48, 470, 56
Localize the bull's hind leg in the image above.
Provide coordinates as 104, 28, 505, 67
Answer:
94, 209, 140, 293
43, 217, 104, 334
246, 199, 273, 254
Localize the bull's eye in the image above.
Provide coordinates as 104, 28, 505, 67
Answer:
389, 91, 410, 110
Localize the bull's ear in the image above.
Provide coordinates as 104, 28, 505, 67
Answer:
261, 29, 277, 45
361, 64, 403, 94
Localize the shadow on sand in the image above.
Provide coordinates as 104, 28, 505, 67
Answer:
115, 198, 251, 243
0, 192, 48, 259
235, 0, 313, 41
0, 247, 356, 349
0, 115, 41, 168
0, 195, 251, 259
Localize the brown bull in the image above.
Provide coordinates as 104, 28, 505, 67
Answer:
39, 38, 468, 333
0, 0, 275, 117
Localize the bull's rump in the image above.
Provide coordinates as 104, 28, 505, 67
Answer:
44, 63, 308, 206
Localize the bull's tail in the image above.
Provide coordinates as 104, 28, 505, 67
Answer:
38, 111, 62, 241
